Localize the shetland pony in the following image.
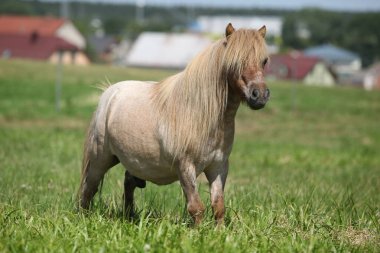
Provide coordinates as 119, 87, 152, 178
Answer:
78, 23, 270, 225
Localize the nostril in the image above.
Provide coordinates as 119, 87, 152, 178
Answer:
251, 89, 260, 100
265, 89, 270, 99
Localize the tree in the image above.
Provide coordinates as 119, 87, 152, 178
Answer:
0, 0, 33, 15
281, 9, 380, 66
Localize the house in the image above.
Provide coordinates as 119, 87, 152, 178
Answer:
111, 39, 131, 66
304, 44, 361, 83
0, 33, 89, 65
192, 15, 282, 54
194, 16, 282, 37
0, 15, 89, 65
126, 32, 212, 69
0, 15, 85, 49
88, 35, 131, 65
87, 35, 117, 63
266, 53, 336, 86
364, 63, 380, 90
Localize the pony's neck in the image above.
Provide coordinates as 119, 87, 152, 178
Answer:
224, 85, 242, 123
173, 40, 228, 121
153, 40, 230, 157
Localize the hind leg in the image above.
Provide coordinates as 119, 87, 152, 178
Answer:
79, 155, 118, 209
123, 171, 146, 218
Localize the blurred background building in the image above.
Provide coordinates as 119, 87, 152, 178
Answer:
266, 53, 336, 86
126, 32, 212, 68
304, 44, 361, 84
0, 15, 89, 65
0, 0, 380, 89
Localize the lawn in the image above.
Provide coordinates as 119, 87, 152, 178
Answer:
0, 59, 379, 252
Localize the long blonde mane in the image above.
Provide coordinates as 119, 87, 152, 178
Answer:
152, 29, 267, 159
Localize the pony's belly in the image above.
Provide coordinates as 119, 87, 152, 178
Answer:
110, 137, 179, 185
104, 81, 179, 184
119, 157, 178, 185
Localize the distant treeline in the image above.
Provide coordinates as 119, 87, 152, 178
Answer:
1, 0, 379, 66
282, 9, 380, 66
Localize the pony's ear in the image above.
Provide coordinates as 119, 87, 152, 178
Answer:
258, 25, 266, 38
225, 23, 235, 38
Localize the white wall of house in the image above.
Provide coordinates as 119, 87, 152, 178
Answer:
56, 21, 86, 49
72, 52, 90, 65
197, 16, 282, 37
49, 51, 89, 66
334, 59, 362, 76
304, 63, 335, 86
126, 32, 212, 69
364, 75, 375, 90
363, 72, 380, 90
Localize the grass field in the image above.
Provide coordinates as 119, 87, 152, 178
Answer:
0, 59, 379, 252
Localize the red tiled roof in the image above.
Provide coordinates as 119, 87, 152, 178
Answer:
266, 54, 321, 80
0, 15, 65, 36
0, 33, 77, 60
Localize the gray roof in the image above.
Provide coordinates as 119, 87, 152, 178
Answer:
126, 32, 212, 69
304, 44, 360, 64
88, 35, 116, 54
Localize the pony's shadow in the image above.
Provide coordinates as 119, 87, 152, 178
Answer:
84, 198, 191, 226
78, 198, 233, 228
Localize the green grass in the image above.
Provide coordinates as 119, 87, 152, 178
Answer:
0, 59, 379, 252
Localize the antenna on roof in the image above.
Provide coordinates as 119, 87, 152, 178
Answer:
136, 0, 145, 24
60, 0, 70, 19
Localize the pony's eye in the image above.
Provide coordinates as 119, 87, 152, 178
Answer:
262, 58, 268, 68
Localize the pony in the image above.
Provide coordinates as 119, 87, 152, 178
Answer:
78, 23, 270, 225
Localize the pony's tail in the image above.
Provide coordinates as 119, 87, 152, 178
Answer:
77, 114, 96, 208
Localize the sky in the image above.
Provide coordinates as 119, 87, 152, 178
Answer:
53, 0, 380, 12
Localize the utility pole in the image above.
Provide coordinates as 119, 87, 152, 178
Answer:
55, 51, 63, 112
290, 51, 300, 112
55, 0, 69, 112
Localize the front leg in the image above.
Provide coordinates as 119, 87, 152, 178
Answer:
205, 160, 228, 226
178, 160, 205, 225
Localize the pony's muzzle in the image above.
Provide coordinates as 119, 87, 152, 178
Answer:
248, 87, 270, 110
